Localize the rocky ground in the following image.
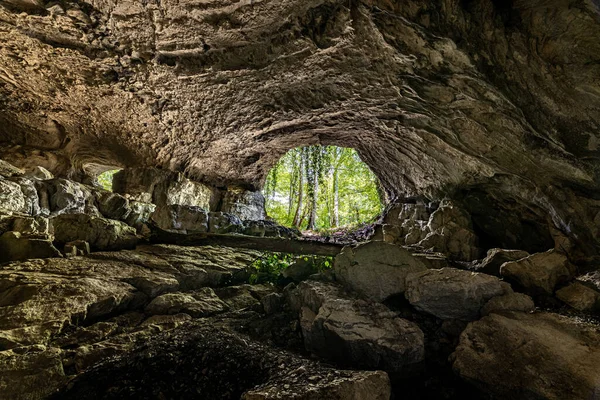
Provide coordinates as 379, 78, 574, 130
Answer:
0, 158, 599, 399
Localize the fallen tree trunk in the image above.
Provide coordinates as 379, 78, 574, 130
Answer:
150, 230, 345, 256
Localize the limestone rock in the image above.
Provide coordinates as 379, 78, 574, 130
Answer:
0, 179, 27, 214
145, 288, 228, 318
12, 216, 51, 237
474, 248, 530, 277
220, 187, 266, 221
46, 179, 96, 216
296, 281, 425, 372
52, 214, 138, 251
151, 204, 208, 233
556, 282, 600, 312
123, 201, 156, 231
451, 312, 600, 400
125, 276, 180, 298
25, 166, 54, 180
208, 212, 243, 234
334, 241, 428, 302
96, 192, 131, 220
0, 231, 62, 262
243, 370, 391, 400
500, 250, 576, 295
418, 200, 480, 261
113, 168, 217, 210
64, 240, 91, 257
243, 220, 300, 239
0, 159, 24, 177
481, 292, 535, 316
405, 268, 508, 321
0, 347, 66, 400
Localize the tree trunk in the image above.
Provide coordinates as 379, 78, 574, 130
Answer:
292, 155, 304, 227
333, 166, 339, 227
307, 171, 319, 230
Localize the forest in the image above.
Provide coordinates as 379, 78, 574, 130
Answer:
263, 145, 384, 232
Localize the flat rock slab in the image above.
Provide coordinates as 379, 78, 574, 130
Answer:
334, 241, 428, 302
405, 268, 508, 321
452, 311, 600, 400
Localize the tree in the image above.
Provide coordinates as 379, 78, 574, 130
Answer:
264, 145, 383, 232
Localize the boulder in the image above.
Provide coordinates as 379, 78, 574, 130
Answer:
151, 204, 209, 233
46, 179, 96, 216
0, 231, 62, 262
296, 281, 425, 372
220, 187, 266, 221
451, 311, 600, 400
0, 159, 24, 177
145, 288, 228, 318
480, 292, 535, 316
208, 212, 243, 234
243, 370, 391, 400
500, 250, 576, 295
13, 178, 42, 216
52, 214, 138, 251
96, 192, 131, 220
334, 241, 428, 302
555, 282, 600, 312
474, 248, 530, 276
0, 179, 27, 214
404, 268, 508, 321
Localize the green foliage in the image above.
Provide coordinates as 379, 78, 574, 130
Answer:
97, 169, 119, 192
263, 146, 383, 232
248, 252, 334, 284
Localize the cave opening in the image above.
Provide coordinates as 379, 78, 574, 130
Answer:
96, 168, 121, 192
262, 145, 384, 233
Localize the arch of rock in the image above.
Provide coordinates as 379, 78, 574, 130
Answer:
1, 0, 599, 258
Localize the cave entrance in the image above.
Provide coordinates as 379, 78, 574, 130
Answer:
263, 145, 384, 233
96, 169, 121, 192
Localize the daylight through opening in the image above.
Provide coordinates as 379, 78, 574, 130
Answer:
263, 145, 384, 233
97, 169, 121, 192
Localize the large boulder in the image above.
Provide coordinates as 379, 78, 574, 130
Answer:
0, 159, 24, 177
500, 250, 576, 295
52, 214, 138, 251
296, 281, 425, 373
451, 311, 600, 400
404, 268, 509, 321
0, 231, 62, 262
220, 187, 266, 221
334, 241, 428, 302
474, 248, 530, 276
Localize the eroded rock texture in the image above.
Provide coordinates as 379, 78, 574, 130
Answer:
0, 0, 599, 257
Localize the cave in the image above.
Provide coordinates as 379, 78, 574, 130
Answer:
0, 0, 599, 399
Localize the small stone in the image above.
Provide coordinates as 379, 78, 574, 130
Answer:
555, 282, 600, 312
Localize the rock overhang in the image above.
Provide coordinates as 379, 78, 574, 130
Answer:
0, 0, 599, 254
